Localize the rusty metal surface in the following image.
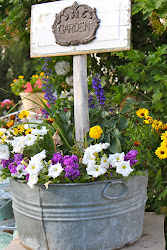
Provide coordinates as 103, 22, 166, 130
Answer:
52, 1, 100, 46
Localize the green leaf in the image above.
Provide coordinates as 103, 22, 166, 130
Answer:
152, 91, 163, 103
156, 0, 163, 9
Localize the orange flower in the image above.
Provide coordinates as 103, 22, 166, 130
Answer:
6, 120, 14, 128
134, 140, 140, 146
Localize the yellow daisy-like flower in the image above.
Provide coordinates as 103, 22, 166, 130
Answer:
155, 146, 167, 159
13, 128, 19, 135
6, 120, 14, 128
162, 123, 167, 131
143, 120, 150, 124
161, 140, 167, 148
161, 131, 167, 141
136, 108, 149, 118
32, 75, 36, 78
13, 79, 17, 82
40, 72, 44, 76
18, 75, 24, 79
18, 110, 30, 119
145, 116, 153, 123
89, 125, 103, 139
17, 125, 25, 133
10, 83, 13, 86
1, 136, 6, 143
25, 128, 32, 135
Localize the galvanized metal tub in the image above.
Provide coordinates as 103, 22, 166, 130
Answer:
10, 173, 148, 250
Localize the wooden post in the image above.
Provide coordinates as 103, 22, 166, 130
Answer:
73, 54, 90, 143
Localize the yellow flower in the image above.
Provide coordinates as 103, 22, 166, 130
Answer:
136, 108, 149, 118
145, 116, 153, 123
13, 128, 19, 135
32, 75, 36, 78
161, 131, 167, 141
89, 125, 103, 139
10, 83, 13, 86
161, 140, 167, 148
35, 75, 39, 78
6, 120, 14, 128
17, 125, 25, 133
162, 123, 167, 131
18, 110, 30, 119
155, 146, 167, 159
18, 75, 24, 79
143, 120, 150, 124
25, 128, 32, 135
1, 136, 6, 143
13, 79, 17, 82
40, 72, 44, 76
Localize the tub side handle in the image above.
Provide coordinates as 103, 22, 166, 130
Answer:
102, 181, 129, 200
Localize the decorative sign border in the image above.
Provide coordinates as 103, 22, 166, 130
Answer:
52, 1, 100, 46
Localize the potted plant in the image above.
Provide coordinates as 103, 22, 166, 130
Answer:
10, 73, 46, 113
0, 103, 163, 249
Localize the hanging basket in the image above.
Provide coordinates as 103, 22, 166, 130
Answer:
19, 92, 45, 114
10, 172, 148, 250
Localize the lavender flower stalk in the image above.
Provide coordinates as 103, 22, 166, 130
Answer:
92, 74, 106, 106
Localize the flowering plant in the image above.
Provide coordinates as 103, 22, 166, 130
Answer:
10, 73, 45, 96
0, 99, 16, 117
0, 110, 140, 189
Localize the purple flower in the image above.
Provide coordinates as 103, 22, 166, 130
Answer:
63, 155, 80, 181
1, 159, 13, 168
14, 154, 23, 163
52, 152, 64, 166
88, 91, 96, 109
41, 57, 56, 105
125, 150, 138, 166
92, 74, 106, 106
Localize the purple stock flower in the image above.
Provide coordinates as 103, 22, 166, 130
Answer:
125, 150, 138, 166
63, 155, 80, 180
52, 152, 64, 165
92, 74, 106, 106
1, 159, 13, 168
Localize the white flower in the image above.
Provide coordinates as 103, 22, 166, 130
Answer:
86, 165, 107, 178
24, 134, 38, 147
115, 160, 134, 177
26, 150, 46, 175
16, 164, 27, 178
31, 150, 46, 162
11, 136, 26, 154
27, 175, 38, 189
0, 144, 9, 160
82, 151, 95, 165
48, 163, 64, 178
101, 155, 109, 169
108, 152, 125, 167
102, 143, 110, 150
31, 126, 48, 136
55, 61, 71, 76
66, 75, 73, 86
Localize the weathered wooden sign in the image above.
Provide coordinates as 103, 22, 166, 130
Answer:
52, 1, 100, 46
30, 0, 131, 57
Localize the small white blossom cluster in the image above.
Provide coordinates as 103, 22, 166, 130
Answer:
54, 61, 71, 76
66, 75, 73, 86
82, 143, 134, 178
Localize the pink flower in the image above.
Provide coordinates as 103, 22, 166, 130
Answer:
2, 99, 11, 105
36, 79, 42, 89
24, 82, 33, 93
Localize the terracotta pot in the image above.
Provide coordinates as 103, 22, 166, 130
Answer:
19, 92, 45, 114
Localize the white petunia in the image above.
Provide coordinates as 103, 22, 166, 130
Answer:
82, 151, 95, 165
27, 175, 38, 189
26, 160, 44, 176
31, 126, 48, 136
101, 155, 109, 169
86, 165, 107, 178
115, 160, 134, 177
0, 144, 9, 160
108, 152, 125, 167
16, 164, 27, 178
48, 163, 64, 178
101, 143, 110, 150
31, 150, 46, 162
11, 136, 26, 154
24, 134, 38, 146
